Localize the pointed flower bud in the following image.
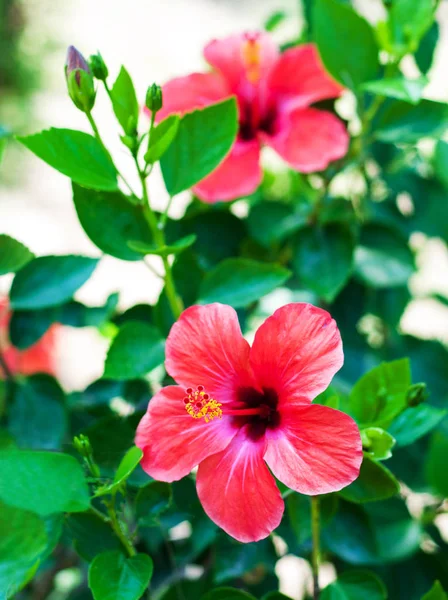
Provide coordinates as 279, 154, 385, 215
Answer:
65, 46, 96, 112
89, 52, 109, 81
145, 83, 163, 113
406, 382, 429, 407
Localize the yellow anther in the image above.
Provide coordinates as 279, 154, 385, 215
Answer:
183, 386, 223, 423
242, 36, 261, 84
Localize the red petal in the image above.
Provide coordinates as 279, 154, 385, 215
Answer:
135, 385, 236, 482
165, 304, 255, 402
265, 404, 362, 495
193, 139, 261, 203
267, 44, 343, 110
250, 303, 343, 406
196, 428, 284, 542
263, 107, 349, 172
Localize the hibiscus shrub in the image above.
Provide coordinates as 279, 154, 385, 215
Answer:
1, 1, 448, 599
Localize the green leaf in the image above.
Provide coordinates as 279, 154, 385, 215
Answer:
287, 493, 338, 545
375, 100, 448, 143
346, 359, 411, 427
135, 481, 172, 526
313, 0, 379, 88
354, 224, 414, 288
388, 404, 446, 447
8, 375, 67, 450
10, 255, 99, 310
361, 77, 427, 105
339, 455, 400, 503
247, 202, 309, 247
426, 432, 448, 497
199, 258, 290, 308
104, 321, 165, 380
202, 589, 257, 600
361, 427, 396, 460
264, 10, 287, 32
422, 581, 448, 600
128, 234, 196, 257
18, 128, 118, 191
0, 235, 34, 275
89, 551, 153, 600
0, 450, 90, 515
415, 22, 439, 74
95, 446, 144, 497
388, 0, 436, 56
66, 512, 122, 562
160, 98, 238, 195
144, 115, 180, 164
110, 67, 139, 135
73, 184, 153, 261
433, 140, 448, 190
321, 570, 387, 599
293, 224, 354, 302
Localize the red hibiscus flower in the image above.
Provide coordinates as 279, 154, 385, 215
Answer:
0, 297, 58, 377
155, 32, 348, 203
136, 303, 362, 543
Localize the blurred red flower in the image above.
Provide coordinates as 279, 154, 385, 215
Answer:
136, 303, 362, 542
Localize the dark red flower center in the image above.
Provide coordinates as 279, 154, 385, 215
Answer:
239, 101, 277, 141
233, 386, 280, 440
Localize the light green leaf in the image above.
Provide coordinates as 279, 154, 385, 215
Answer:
89, 551, 153, 600
361, 77, 427, 105
18, 128, 118, 191
128, 234, 196, 257
111, 67, 139, 135
10, 255, 99, 310
388, 404, 446, 447
321, 570, 387, 599
160, 98, 238, 195
0, 235, 34, 276
199, 258, 290, 308
339, 455, 400, 503
144, 115, 180, 164
104, 321, 165, 380
95, 446, 144, 497
422, 581, 448, 600
375, 100, 448, 143
388, 0, 436, 56
135, 481, 172, 526
361, 427, 396, 460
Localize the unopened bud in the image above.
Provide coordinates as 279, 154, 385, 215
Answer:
406, 382, 429, 407
89, 52, 109, 81
65, 46, 96, 112
73, 433, 93, 458
145, 83, 163, 113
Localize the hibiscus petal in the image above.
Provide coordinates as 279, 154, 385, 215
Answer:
155, 72, 231, 121
264, 404, 363, 495
193, 139, 261, 203
136, 385, 236, 482
196, 427, 284, 542
250, 303, 343, 406
165, 304, 255, 401
263, 107, 349, 173
267, 44, 343, 109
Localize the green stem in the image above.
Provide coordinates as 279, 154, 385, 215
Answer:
105, 496, 136, 557
311, 496, 320, 600
160, 196, 174, 229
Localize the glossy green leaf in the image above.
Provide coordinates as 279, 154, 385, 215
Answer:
10, 255, 99, 310
66, 512, 122, 562
110, 66, 139, 135
202, 589, 257, 600
128, 234, 196, 257
247, 202, 309, 247
422, 581, 448, 600
361, 77, 427, 105
375, 100, 448, 143
313, 0, 379, 88
339, 455, 400, 503
89, 551, 153, 600
136, 481, 172, 526
321, 570, 387, 599
388, 0, 436, 56
18, 128, 118, 191
160, 98, 238, 195
293, 224, 354, 302
0, 235, 34, 276
361, 427, 396, 460
144, 115, 180, 164
415, 22, 439, 74
95, 446, 144, 497
388, 404, 446, 447
199, 258, 291, 308
426, 432, 448, 497
0, 450, 90, 515
354, 225, 414, 288
104, 321, 165, 380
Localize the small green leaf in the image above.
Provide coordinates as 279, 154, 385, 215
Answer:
361, 77, 427, 105
361, 427, 396, 460
10, 255, 99, 310
89, 551, 153, 600
422, 581, 448, 600
202, 589, 257, 600
313, 0, 379, 88
95, 446, 144, 497
128, 234, 196, 257
145, 115, 180, 164
18, 128, 118, 191
0, 450, 90, 515
388, 404, 446, 447
375, 100, 448, 143
160, 98, 238, 195
199, 258, 290, 308
321, 570, 387, 599
264, 10, 287, 32
104, 321, 165, 380
426, 432, 448, 498
136, 481, 172, 526
111, 67, 139, 135
0, 235, 34, 275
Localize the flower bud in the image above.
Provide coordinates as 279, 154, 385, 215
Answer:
145, 83, 163, 113
65, 46, 96, 112
89, 52, 109, 81
73, 433, 93, 457
406, 382, 429, 407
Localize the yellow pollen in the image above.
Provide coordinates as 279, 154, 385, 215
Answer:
183, 386, 223, 423
242, 36, 261, 84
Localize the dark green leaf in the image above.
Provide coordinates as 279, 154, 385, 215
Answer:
426, 432, 448, 497
388, 404, 446, 447
89, 551, 153, 600
422, 581, 448, 600
0, 235, 34, 276
199, 258, 290, 308
361, 427, 396, 460
375, 100, 448, 143
388, 0, 436, 56
160, 98, 238, 195
287, 493, 338, 544
415, 22, 439, 74
110, 67, 139, 135
10, 255, 99, 310
361, 77, 427, 105
104, 321, 165, 380
136, 481, 172, 526
73, 184, 153, 261
144, 115, 180, 164
128, 234, 196, 257
339, 455, 400, 503
247, 202, 309, 247
18, 128, 118, 191
433, 140, 448, 191
321, 570, 387, 599
0, 450, 90, 515
313, 0, 379, 88
66, 512, 122, 562
202, 589, 257, 600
